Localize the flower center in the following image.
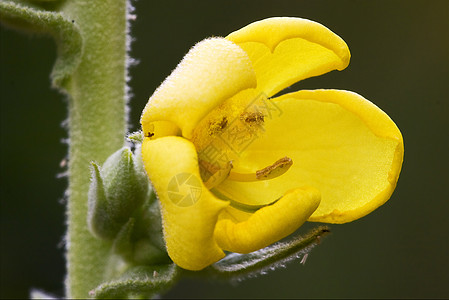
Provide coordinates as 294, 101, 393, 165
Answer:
199, 156, 293, 213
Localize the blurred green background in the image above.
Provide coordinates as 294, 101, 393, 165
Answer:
1, 0, 448, 298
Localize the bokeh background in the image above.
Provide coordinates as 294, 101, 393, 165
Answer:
1, 0, 448, 298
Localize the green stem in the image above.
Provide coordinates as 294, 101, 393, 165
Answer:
60, 1, 129, 298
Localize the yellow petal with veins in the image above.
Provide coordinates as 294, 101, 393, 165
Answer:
214, 187, 321, 253
141, 136, 229, 270
141, 37, 257, 139
216, 90, 403, 224
227, 17, 350, 97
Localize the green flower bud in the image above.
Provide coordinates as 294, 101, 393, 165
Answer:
138, 200, 165, 252
112, 218, 136, 262
133, 238, 170, 265
111, 203, 170, 265
88, 147, 149, 240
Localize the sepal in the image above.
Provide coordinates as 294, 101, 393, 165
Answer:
209, 226, 330, 280
136, 200, 166, 255
132, 238, 170, 265
111, 218, 136, 262
112, 213, 170, 265
127, 130, 144, 144
87, 162, 116, 239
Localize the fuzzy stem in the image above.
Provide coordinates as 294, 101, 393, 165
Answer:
60, 1, 129, 298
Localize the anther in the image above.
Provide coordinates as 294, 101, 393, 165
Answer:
146, 123, 155, 138
228, 156, 293, 182
256, 157, 293, 179
241, 111, 264, 124
208, 117, 228, 136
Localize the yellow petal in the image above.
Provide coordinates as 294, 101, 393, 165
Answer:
216, 90, 403, 224
140, 37, 257, 139
141, 136, 229, 270
226, 17, 350, 97
214, 187, 321, 253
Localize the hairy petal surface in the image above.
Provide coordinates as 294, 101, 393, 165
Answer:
141, 38, 257, 139
216, 90, 403, 223
141, 136, 229, 270
227, 17, 350, 97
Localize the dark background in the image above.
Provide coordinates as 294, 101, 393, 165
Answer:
1, 0, 448, 298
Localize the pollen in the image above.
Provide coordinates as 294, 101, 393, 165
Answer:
240, 111, 264, 125
228, 156, 293, 182
256, 157, 293, 179
208, 116, 228, 136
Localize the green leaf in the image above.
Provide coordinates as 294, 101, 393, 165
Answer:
0, 0, 83, 88
209, 226, 330, 280
90, 264, 179, 299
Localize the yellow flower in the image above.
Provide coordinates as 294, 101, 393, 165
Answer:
140, 17, 403, 271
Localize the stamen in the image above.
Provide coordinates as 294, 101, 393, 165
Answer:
202, 160, 233, 189
229, 197, 279, 213
145, 123, 155, 138
211, 188, 280, 213
256, 156, 293, 179
228, 156, 293, 182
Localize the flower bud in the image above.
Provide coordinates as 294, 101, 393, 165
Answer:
88, 147, 149, 240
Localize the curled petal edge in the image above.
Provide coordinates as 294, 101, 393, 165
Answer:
214, 187, 321, 253
227, 17, 350, 96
